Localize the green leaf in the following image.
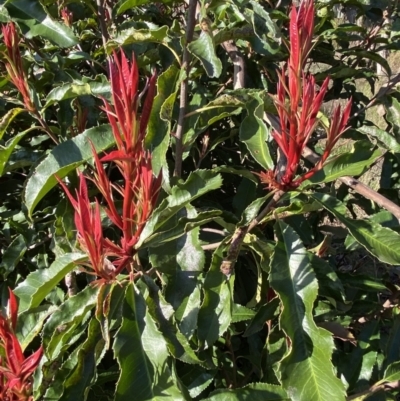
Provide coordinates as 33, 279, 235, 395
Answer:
17, 305, 57, 350
5, 0, 78, 47
108, 26, 170, 51
178, 365, 216, 398
143, 209, 221, 248
311, 193, 400, 265
207, 382, 289, 400
138, 170, 222, 246
309, 253, 346, 304
240, 93, 273, 170
14, 252, 86, 313
384, 315, 400, 368
380, 361, 400, 383
232, 303, 256, 323
243, 298, 279, 337
148, 206, 205, 339
113, 282, 182, 401
145, 64, 180, 176
270, 220, 346, 401
116, 0, 151, 14
307, 141, 381, 184
386, 97, 400, 132
358, 125, 400, 153
43, 285, 99, 360
0, 127, 32, 176
197, 245, 233, 348
188, 31, 222, 78
116, 0, 173, 14
24, 124, 115, 216
60, 318, 104, 401
143, 276, 201, 365
44, 82, 103, 109
0, 108, 24, 141
342, 49, 391, 76
0, 234, 26, 277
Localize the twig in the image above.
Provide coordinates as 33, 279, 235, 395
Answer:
173, 0, 197, 178
302, 146, 400, 221
34, 111, 59, 144
202, 241, 222, 251
352, 72, 400, 120
219, 190, 284, 276
202, 228, 226, 236
96, 0, 109, 51
65, 272, 78, 297
347, 380, 400, 400
220, 41, 245, 89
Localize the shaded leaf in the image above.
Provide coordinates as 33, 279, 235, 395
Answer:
0, 108, 24, 141
207, 382, 289, 400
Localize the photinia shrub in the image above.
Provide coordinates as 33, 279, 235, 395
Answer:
1, 0, 400, 400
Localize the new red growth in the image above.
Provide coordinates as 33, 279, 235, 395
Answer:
259, 0, 352, 191
1, 23, 35, 113
0, 289, 43, 401
58, 51, 161, 282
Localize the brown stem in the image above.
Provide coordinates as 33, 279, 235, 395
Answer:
96, 0, 109, 51
221, 41, 245, 89
347, 380, 400, 400
225, 331, 238, 388
351, 72, 400, 120
173, 0, 197, 178
33, 111, 59, 144
65, 272, 78, 297
219, 190, 285, 276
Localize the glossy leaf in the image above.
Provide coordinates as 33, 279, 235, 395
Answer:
143, 276, 201, 365
311, 193, 400, 265
137, 170, 222, 246
197, 245, 233, 348
307, 141, 381, 184
145, 64, 180, 176
0, 127, 32, 176
43, 285, 99, 360
240, 93, 273, 170
14, 252, 86, 313
113, 282, 182, 401
0, 107, 24, 141
270, 220, 346, 401
60, 318, 105, 401
5, 0, 78, 47
188, 30, 222, 78
358, 125, 400, 153
24, 124, 115, 216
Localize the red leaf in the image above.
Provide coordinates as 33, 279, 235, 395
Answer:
20, 346, 43, 378
139, 70, 157, 138
7, 289, 18, 332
